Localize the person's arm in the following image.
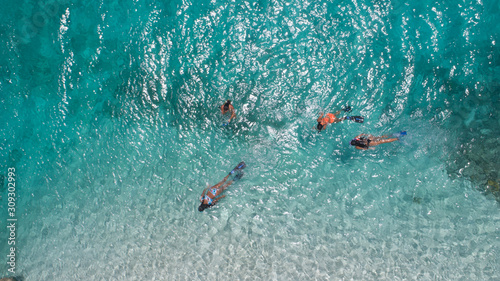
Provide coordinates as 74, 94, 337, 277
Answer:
229, 109, 236, 122
317, 112, 324, 122
226, 105, 236, 122
212, 195, 226, 205
200, 187, 208, 202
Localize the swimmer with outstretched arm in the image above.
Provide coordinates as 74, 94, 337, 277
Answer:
199, 161, 246, 212
350, 132, 406, 150
221, 100, 236, 124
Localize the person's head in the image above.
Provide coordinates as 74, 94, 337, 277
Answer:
350, 138, 368, 148
198, 203, 210, 212
223, 100, 231, 111
317, 122, 324, 131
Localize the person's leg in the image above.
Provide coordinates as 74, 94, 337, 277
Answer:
211, 174, 231, 189
217, 180, 233, 195
372, 135, 392, 141
333, 115, 346, 123
370, 138, 398, 146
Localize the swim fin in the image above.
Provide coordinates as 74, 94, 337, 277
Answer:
230, 161, 246, 175
346, 116, 364, 123
233, 171, 244, 181
392, 131, 407, 138
343, 105, 352, 112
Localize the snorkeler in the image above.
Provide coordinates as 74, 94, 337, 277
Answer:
350, 132, 406, 150
198, 162, 246, 212
221, 100, 236, 125
316, 106, 364, 131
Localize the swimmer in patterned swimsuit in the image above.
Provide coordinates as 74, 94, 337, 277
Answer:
198, 162, 246, 212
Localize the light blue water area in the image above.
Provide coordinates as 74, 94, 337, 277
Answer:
1, 0, 499, 280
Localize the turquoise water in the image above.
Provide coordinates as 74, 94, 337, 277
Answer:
1, 0, 499, 280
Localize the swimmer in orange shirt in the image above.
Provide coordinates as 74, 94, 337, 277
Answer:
317, 106, 362, 131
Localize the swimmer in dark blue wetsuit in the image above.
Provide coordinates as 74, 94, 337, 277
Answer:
198, 162, 246, 212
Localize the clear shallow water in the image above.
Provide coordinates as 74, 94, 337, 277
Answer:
1, 0, 499, 280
